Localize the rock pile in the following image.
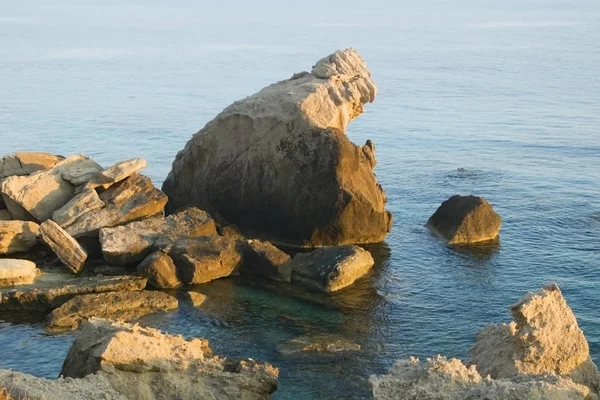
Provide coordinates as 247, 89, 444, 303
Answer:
370, 283, 600, 400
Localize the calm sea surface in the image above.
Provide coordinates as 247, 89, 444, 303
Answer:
1, 1, 599, 398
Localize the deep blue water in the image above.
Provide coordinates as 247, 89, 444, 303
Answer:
1, 1, 599, 399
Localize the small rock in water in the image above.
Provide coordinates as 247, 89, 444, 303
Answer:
426, 194, 501, 245
0, 259, 39, 286
241, 239, 292, 282
137, 252, 181, 288
183, 291, 206, 307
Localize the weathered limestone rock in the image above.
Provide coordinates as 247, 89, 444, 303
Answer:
241, 240, 292, 282
184, 291, 207, 306
0, 209, 11, 220
59, 157, 103, 186
162, 49, 392, 247
46, 290, 178, 331
40, 220, 87, 274
66, 174, 167, 238
0, 274, 147, 311
471, 283, 600, 395
0, 369, 126, 400
0, 152, 64, 179
278, 333, 361, 355
86, 158, 147, 190
51, 188, 105, 228
290, 245, 374, 292
165, 236, 243, 284
370, 356, 596, 400
0, 155, 101, 221
426, 195, 501, 245
136, 252, 181, 288
0, 220, 39, 255
100, 207, 216, 265
60, 318, 279, 399
0, 259, 38, 286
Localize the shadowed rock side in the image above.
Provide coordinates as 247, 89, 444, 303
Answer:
162, 49, 392, 247
370, 284, 600, 400
60, 318, 279, 399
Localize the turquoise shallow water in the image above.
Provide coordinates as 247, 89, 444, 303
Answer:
1, 1, 600, 398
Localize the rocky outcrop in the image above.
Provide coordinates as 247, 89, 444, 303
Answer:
46, 291, 178, 331
0, 220, 39, 255
99, 207, 216, 265
470, 283, 600, 394
51, 188, 105, 228
166, 236, 243, 284
0, 259, 38, 286
60, 318, 279, 399
0, 274, 147, 311
66, 173, 167, 238
370, 356, 596, 400
136, 252, 181, 288
0, 152, 64, 179
241, 240, 292, 282
0, 369, 126, 400
162, 49, 392, 247
426, 195, 501, 245
290, 245, 374, 292
39, 220, 87, 274
0, 155, 101, 221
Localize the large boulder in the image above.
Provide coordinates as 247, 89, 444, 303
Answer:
426, 195, 501, 245
0, 155, 101, 221
240, 239, 292, 282
162, 49, 392, 247
290, 245, 374, 292
370, 356, 596, 400
0, 220, 39, 255
0, 259, 39, 286
60, 318, 279, 399
0, 274, 147, 311
136, 252, 181, 288
470, 283, 600, 395
39, 220, 88, 274
99, 207, 216, 265
165, 236, 243, 284
66, 173, 168, 238
46, 290, 178, 331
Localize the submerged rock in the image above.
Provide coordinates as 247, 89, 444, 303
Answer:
136, 252, 181, 288
278, 333, 361, 355
99, 207, 216, 265
426, 195, 501, 245
241, 239, 292, 282
0, 220, 39, 255
0, 369, 126, 400
0, 274, 147, 311
66, 173, 167, 238
165, 236, 243, 284
162, 49, 391, 247
290, 245, 374, 292
46, 290, 178, 331
0, 259, 38, 286
39, 220, 87, 274
60, 318, 279, 399
470, 283, 600, 395
370, 356, 595, 400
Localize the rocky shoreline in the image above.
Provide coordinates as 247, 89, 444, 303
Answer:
1, 49, 593, 399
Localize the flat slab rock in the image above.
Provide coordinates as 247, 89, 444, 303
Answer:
86, 158, 147, 189
47, 290, 178, 331
51, 188, 105, 228
290, 245, 374, 292
0, 259, 39, 286
0, 152, 64, 179
426, 194, 501, 245
40, 220, 87, 274
0, 220, 39, 255
60, 318, 279, 399
0, 274, 147, 311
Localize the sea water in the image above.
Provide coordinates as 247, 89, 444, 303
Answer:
1, 1, 599, 398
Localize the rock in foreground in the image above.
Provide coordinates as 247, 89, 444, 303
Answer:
61, 318, 279, 399
370, 356, 595, 400
290, 245, 374, 292
162, 49, 392, 247
47, 290, 178, 331
426, 195, 501, 245
471, 283, 600, 394
0, 259, 38, 286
